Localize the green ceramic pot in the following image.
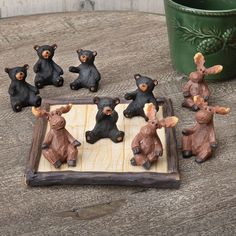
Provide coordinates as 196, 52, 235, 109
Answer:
164, 0, 236, 80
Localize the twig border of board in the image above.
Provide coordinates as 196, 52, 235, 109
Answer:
25, 97, 180, 188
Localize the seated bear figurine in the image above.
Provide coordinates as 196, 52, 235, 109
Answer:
86, 97, 125, 144
33, 44, 64, 88
123, 74, 159, 120
5, 64, 41, 112
32, 104, 81, 168
182, 96, 230, 163
131, 103, 178, 170
69, 49, 101, 92
182, 52, 223, 111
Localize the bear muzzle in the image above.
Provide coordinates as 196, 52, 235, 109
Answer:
103, 107, 113, 116
42, 50, 51, 59
139, 83, 148, 92
15, 72, 25, 80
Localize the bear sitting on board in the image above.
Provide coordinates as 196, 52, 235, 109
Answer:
33, 44, 64, 89
5, 64, 41, 112
69, 49, 101, 92
123, 74, 159, 121
86, 97, 125, 144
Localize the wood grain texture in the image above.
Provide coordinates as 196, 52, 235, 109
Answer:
0, 12, 236, 236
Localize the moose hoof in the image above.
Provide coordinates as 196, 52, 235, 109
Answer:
195, 157, 206, 164
54, 160, 62, 168
182, 150, 192, 158
130, 158, 137, 166
191, 105, 199, 112
67, 160, 76, 167
143, 161, 151, 170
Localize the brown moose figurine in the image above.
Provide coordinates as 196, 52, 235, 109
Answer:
32, 104, 81, 168
182, 52, 223, 111
131, 103, 178, 170
182, 96, 230, 163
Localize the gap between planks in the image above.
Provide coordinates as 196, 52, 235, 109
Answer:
37, 104, 167, 173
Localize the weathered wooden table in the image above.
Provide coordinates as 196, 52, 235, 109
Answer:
0, 12, 236, 235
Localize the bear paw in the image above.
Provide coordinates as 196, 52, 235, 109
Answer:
13, 104, 22, 112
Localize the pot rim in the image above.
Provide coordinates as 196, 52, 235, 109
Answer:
166, 0, 236, 16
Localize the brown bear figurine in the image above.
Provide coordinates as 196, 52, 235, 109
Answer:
182, 52, 223, 111
32, 104, 81, 168
130, 103, 178, 170
182, 96, 230, 163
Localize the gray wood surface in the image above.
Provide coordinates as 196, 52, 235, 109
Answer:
0, 12, 235, 236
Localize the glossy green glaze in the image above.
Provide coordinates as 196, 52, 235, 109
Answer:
164, 0, 236, 80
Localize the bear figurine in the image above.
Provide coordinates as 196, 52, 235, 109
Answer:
33, 44, 64, 89
182, 96, 230, 163
123, 74, 159, 120
182, 52, 223, 111
5, 64, 42, 112
69, 49, 101, 92
85, 97, 125, 144
131, 103, 178, 170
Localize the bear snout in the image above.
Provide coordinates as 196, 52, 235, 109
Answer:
103, 107, 113, 115
139, 83, 148, 92
15, 72, 25, 80
42, 50, 51, 59
80, 55, 88, 63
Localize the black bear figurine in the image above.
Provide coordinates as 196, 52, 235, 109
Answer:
33, 44, 64, 89
5, 64, 42, 112
123, 74, 159, 120
69, 49, 101, 92
85, 97, 125, 144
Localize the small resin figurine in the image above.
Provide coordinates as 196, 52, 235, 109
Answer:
182, 96, 230, 163
86, 97, 125, 144
33, 44, 64, 88
123, 74, 159, 120
32, 104, 81, 168
182, 52, 223, 111
131, 103, 178, 170
69, 49, 101, 92
5, 64, 41, 112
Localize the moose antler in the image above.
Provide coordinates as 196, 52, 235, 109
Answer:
55, 104, 72, 115
194, 52, 205, 70
144, 103, 157, 121
213, 106, 230, 115
32, 107, 49, 117
193, 95, 208, 108
159, 117, 178, 128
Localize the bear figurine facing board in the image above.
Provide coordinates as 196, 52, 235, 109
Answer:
69, 49, 101, 92
32, 104, 81, 168
182, 96, 230, 163
182, 52, 223, 111
86, 97, 125, 144
123, 74, 159, 120
33, 44, 64, 89
5, 64, 42, 112
131, 103, 178, 170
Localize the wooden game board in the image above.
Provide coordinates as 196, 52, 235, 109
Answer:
25, 97, 180, 188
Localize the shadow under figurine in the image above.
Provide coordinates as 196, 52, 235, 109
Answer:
182, 96, 230, 163
33, 44, 64, 89
123, 74, 159, 120
5, 64, 41, 112
131, 103, 178, 170
32, 104, 81, 168
182, 52, 223, 111
86, 97, 125, 144
69, 49, 101, 92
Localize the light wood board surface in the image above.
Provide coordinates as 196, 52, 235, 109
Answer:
37, 104, 167, 173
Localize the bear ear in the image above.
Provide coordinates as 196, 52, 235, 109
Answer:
77, 49, 83, 54
93, 51, 97, 56
4, 68, 10, 74
34, 45, 40, 51
134, 74, 141, 80
51, 44, 57, 50
153, 80, 158, 86
23, 64, 29, 70
113, 97, 120, 105
93, 96, 100, 104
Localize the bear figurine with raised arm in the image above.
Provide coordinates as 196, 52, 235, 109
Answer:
131, 103, 178, 170
69, 49, 101, 92
182, 52, 223, 111
85, 97, 125, 144
32, 104, 81, 168
182, 96, 230, 163
33, 44, 64, 89
123, 74, 159, 121
5, 64, 41, 112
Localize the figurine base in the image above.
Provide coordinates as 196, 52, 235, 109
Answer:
25, 97, 180, 188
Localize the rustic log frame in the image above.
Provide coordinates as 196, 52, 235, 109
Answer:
25, 97, 180, 188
